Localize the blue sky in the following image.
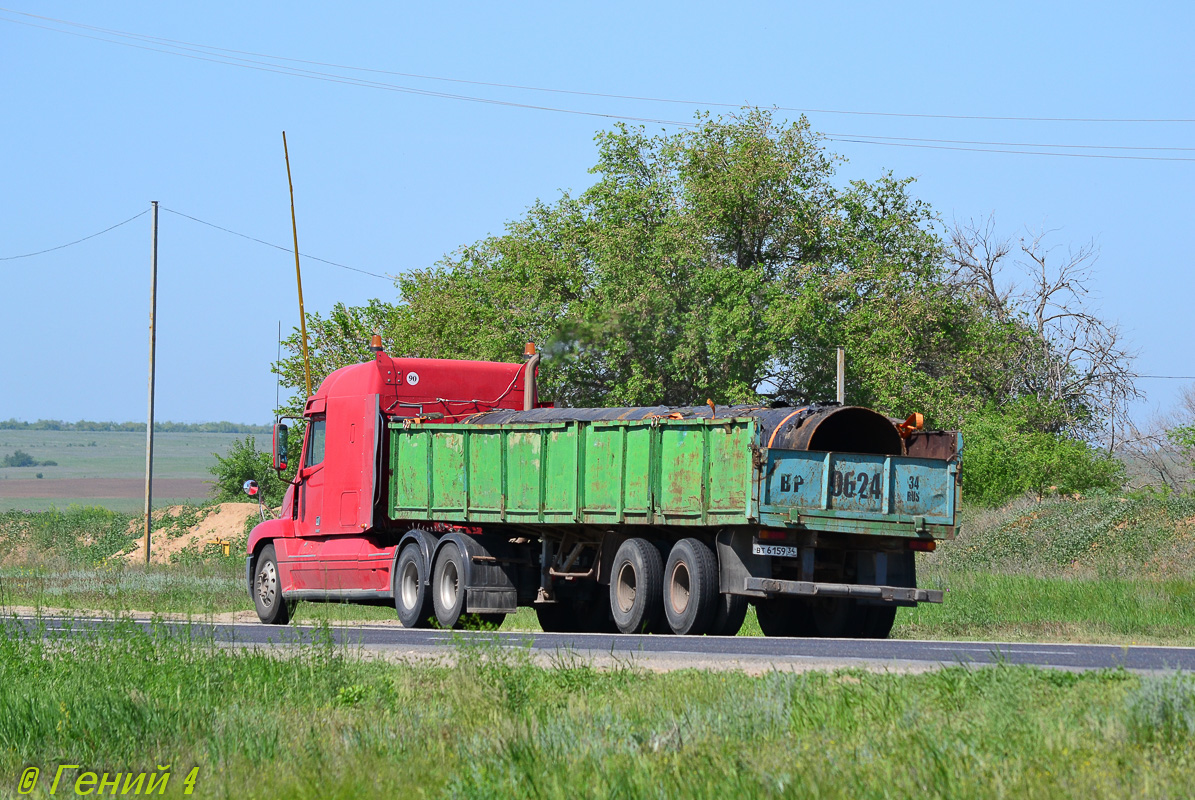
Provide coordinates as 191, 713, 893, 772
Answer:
1, 1, 1191, 424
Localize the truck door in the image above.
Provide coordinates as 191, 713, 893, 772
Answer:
290, 415, 328, 590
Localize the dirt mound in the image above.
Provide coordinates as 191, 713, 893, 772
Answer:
123, 503, 260, 564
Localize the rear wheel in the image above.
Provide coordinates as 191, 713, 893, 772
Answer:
753, 597, 815, 637
809, 598, 868, 638
394, 544, 434, 628
609, 538, 664, 634
536, 602, 580, 633
663, 538, 719, 635
709, 593, 749, 636
859, 605, 898, 639
432, 543, 467, 629
253, 544, 293, 625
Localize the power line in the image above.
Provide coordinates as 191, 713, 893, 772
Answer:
4, 6, 1195, 126
0, 209, 147, 260
0, 12, 695, 129
161, 207, 396, 281
5, 9, 1195, 164
824, 136, 1195, 163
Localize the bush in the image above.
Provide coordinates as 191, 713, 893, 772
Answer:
2, 450, 36, 468
961, 403, 1124, 508
208, 436, 293, 507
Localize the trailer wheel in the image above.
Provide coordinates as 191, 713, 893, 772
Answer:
394, 544, 434, 629
709, 593, 749, 636
663, 538, 718, 635
859, 605, 898, 639
609, 538, 664, 634
753, 597, 815, 637
809, 598, 868, 638
535, 602, 579, 633
253, 544, 293, 625
432, 543, 467, 629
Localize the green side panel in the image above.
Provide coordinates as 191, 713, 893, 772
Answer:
389, 418, 757, 527
658, 425, 705, 519
505, 430, 543, 520
429, 430, 465, 516
707, 421, 753, 524
467, 430, 504, 520
392, 430, 430, 515
623, 425, 653, 520
582, 424, 623, 521
542, 426, 577, 523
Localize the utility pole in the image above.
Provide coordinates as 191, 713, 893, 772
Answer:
144, 201, 159, 564
836, 345, 845, 405
283, 131, 312, 398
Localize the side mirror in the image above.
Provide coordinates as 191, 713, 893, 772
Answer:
272, 422, 289, 472
243, 479, 259, 497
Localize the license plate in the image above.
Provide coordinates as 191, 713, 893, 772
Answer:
752, 543, 800, 558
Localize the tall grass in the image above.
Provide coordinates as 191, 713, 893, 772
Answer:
0, 621, 1191, 798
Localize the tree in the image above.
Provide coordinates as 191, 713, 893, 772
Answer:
209, 436, 293, 507
279, 110, 1014, 426
948, 216, 1140, 442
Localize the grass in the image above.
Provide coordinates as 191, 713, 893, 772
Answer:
4, 493, 1195, 643
0, 620, 1192, 798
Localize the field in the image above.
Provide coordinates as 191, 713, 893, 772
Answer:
0, 430, 250, 512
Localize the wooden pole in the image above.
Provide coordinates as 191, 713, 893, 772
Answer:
283, 131, 312, 399
144, 201, 159, 564
836, 345, 845, 405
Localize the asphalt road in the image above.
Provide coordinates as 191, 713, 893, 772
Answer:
9, 614, 1195, 673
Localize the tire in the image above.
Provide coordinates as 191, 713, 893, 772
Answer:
709, 592, 749, 636
253, 544, 293, 625
753, 597, 815, 637
432, 542, 467, 629
536, 602, 580, 633
537, 590, 615, 633
394, 543, 434, 628
663, 538, 719, 635
859, 605, 898, 639
609, 538, 664, 634
809, 598, 868, 638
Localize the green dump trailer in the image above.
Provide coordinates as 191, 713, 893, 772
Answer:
385, 403, 959, 638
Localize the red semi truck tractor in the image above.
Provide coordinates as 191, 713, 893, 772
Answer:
247, 338, 960, 638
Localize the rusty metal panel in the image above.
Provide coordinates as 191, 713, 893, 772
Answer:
657, 424, 705, 519
429, 430, 465, 518
466, 430, 504, 521
759, 449, 957, 531
391, 428, 430, 516
542, 425, 578, 523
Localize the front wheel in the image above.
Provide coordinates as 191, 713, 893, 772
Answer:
253, 544, 293, 625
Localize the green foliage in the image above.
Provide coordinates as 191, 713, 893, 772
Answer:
961, 402, 1124, 507
208, 436, 293, 506
277, 111, 1017, 427
2, 449, 36, 467
0, 505, 137, 565
0, 449, 55, 468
